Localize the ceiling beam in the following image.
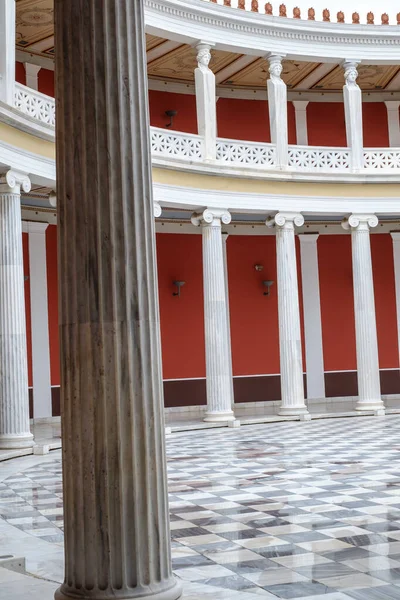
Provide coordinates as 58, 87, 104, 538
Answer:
215, 55, 257, 84
294, 62, 338, 90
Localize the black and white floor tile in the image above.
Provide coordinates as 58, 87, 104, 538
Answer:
3, 416, 400, 598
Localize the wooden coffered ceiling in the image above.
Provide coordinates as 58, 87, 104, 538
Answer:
14, 5, 400, 92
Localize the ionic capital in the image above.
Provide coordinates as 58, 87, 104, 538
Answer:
266, 212, 304, 230
0, 170, 31, 195
191, 208, 231, 228
342, 214, 378, 232
154, 202, 162, 218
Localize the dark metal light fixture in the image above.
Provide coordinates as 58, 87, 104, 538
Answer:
263, 280, 274, 296
165, 110, 177, 128
173, 281, 185, 297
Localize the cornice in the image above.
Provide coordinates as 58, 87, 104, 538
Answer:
144, 0, 400, 62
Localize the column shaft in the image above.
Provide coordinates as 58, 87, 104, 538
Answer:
343, 61, 364, 171
268, 213, 307, 415
195, 43, 216, 160
385, 102, 400, 148
54, 0, 181, 598
0, 171, 33, 449
292, 101, 309, 146
0, 0, 15, 104
267, 55, 288, 168
391, 233, 400, 368
192, 210, 234, 422
222, 234, 235, 407
343, 215, 383, 411
299, 234, 325, 399
24, 63, 41, 91
26, 222, 52, 419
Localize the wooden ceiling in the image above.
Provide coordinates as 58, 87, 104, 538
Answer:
14, 5, 400, 92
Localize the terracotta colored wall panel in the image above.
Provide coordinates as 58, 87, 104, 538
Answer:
23, 233, 32, 388
217, 98, 271, 143
46, 225, 60, 386
307, 102, 347, 147
228, 235, 280, 375
149, 90, 197, 133
38, 68, 55, 98
15, 61, 25, 85
156, 233, 205, 379
371, 233, 398, 368
363, 103, 389, 148
318, 235, 357, 371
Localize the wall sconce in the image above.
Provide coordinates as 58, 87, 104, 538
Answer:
165, 110, 177, 128
24, 275, 29, 281
254, 264, 264, 272
173, 281, 185, 297
263, 280, 274, 296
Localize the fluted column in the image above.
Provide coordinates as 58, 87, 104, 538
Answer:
342, 215, 383, 412
54, 1, 181, 599
390, 232, 400, 369
343, 60, 364, 171
267, 54, 288, 168
222, 233, 235, 407
267, 213, 308, 416
195, 42, 216, 161
192, 209, 235, 422
0, 170, 34, 449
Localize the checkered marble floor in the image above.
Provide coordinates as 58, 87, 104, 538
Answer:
4, 416, 400, 598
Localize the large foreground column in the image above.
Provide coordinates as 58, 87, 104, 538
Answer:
54, 1, 181, 599
342, 215, 383, 412
191, 209, 235, 422
0, 171, 34, 449
267, 213, 308, 416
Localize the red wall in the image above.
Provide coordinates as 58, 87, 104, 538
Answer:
363, 103, 389, 148
149, 90, 197, 133
38, 69, 54, 97
307, 103, 347, 147
15, 62, 25, 85
23, 233, 32, 388
217, 98, 271, 143
156, 233, 205, 379
318, 235, 356, 371
46, 225, 60, 386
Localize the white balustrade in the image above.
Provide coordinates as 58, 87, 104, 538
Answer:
364, 148, 400, 170
150, 127, 204, 160
288, 145, 351, 171
13, 83, 55, 127
216, 138, 276, 167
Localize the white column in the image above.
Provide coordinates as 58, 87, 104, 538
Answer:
195, 42, 216, 161
385, 101, 400, 147
267, 54, 288, 168
267, 212, 308, 416
0, 171, 34, 449
26, 222, 52, 420
24, 63, 41, 91
343, 60, 364, 171
390, 232, 400, 368
192, 209, 235, 422
292, 101, 309, 145
0, 0, 15, 104
342, 214, 383, 411
54, 0, 181, 597
222, 233, 235, 406
299, 234, 325, 399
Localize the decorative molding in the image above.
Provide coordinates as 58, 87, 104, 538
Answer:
14, 83, 55, 127
191, 208, 232, 227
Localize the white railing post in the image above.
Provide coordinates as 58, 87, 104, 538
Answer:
292, 101, 309, 146
24, 63, 41, 91
0, 0, 15, 105
267, 54, 288, 169
195, 42, 217, 161
343, 60, 364, 172
384, 101, 400, 148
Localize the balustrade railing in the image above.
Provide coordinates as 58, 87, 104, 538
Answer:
13, 83, 55, 127
8, 84, 400, 176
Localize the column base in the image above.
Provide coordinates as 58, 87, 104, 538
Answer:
55, 578, 182, 600
278, 405, 309, 417
0, 432, 34, 449
203, 410, 236, 423
355, 399, 385, 412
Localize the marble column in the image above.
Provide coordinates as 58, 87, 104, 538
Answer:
299, 234, 325, 400
390, 232, 400, 369
267, 54, 288, 168
343, 60, 364, 171
342, 215, 383, 412
292, 101, 309, 146
54, 1, 181, 599
222, 233, 235, 407
26, 222, 52, 420
0, 170, 34, 449
385, 101, 400, 148
0, 0, 15, 104
267, 213, 308, 416
195, 42, 216, 161
191, 209, 235, 422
